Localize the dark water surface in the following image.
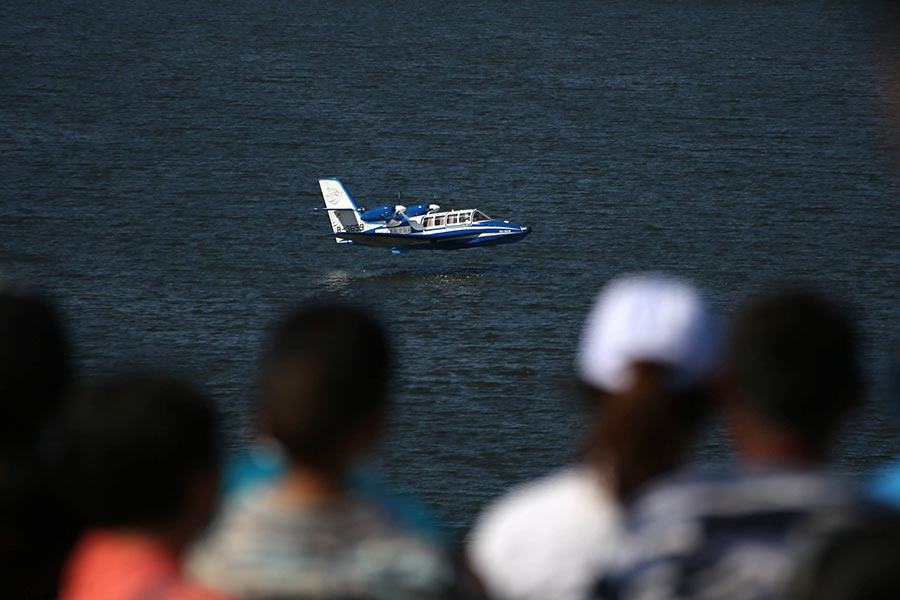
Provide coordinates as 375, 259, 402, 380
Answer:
3, 1, 900, 535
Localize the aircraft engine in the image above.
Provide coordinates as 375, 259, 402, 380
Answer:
360, 205, 404, 223
400, 204, 433, 218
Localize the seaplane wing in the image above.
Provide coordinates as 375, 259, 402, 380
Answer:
315, 179, 531, 254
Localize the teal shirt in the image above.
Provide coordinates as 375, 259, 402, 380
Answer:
222, 443, 450, 545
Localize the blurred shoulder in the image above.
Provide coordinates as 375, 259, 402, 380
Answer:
468, 465, 621, 600
473, 465, 617, 535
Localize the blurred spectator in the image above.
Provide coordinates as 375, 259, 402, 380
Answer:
467, 273, 723, 600
57, 372, 231, 600
188, 301, 453, 600
786, 8, 900, 595
0, 277, 78, 599
592, 288, 864, 600
866, 329, 900, 509
789, 318, 900, 600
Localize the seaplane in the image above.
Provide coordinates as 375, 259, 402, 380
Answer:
315, 179, 531, 253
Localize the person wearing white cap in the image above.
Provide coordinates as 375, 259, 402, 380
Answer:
592, 287, 864, 600
466, 273, 723, 600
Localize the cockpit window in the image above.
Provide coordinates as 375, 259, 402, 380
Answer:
473, 210, 490, 222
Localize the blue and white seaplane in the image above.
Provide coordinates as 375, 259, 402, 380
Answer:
315, 179, 531, 253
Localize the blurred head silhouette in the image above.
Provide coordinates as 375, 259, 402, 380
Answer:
0, 278, 71, 464
62, 372, 221, 554
726, 287, 862, 465
575, 272, 723, 499
260, 300, 391, 479
0, 278, 75, 599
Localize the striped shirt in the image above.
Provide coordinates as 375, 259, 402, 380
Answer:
188, 483, 453, 600
592, 467, 859, 600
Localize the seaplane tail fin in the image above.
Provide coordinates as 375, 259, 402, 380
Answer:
318, 179, 364, 243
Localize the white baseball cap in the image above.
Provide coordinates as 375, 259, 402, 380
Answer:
576, 273, 723, 393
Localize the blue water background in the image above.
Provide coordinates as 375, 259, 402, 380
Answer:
3, 1, 900, 535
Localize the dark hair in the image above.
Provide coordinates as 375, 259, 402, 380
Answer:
730, 289, 862, 452
0, 285, 70, 459
261, 300, 391, 472
61, 372, 220, 528
585, 363, 712, 500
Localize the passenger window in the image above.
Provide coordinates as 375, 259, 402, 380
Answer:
458, 213, 469, 224
448, 214, 458, 225
435, 216, 445, 226
424, 217, 432, 228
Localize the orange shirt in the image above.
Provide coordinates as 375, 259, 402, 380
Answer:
60, 530, 232, 600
